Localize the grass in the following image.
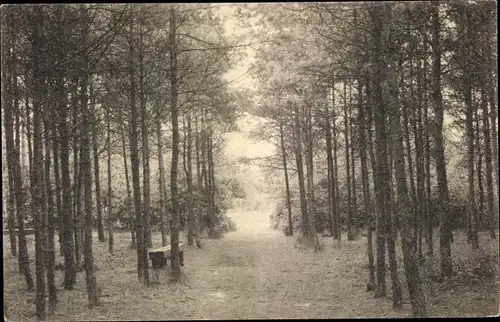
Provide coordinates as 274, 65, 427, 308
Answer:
3, 216, 499, 320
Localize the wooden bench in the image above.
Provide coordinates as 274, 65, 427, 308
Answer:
148, 243, 185, 270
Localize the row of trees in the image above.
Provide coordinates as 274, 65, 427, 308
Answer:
252, 1, 497, 317
2, 4, 245, 319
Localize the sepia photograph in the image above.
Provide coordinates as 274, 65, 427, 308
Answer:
1, 2, 499, 320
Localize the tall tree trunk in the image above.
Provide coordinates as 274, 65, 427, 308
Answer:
195, 113, 204, 237
71, 80, 82, 269
292, 102, 308, 235
432, 1, 452, 278
388, 32, 428, 319
2, 11, 17, 258
80, 7, 99, 306
282, 116, 294, 236
474, 99, 484, 233
121, 125, 136, 249
129, 12, 146, 283
358, 76, 375, 291
187, 109, 195, 246
385, 87, 402, 309
156, 101, 168, 246
4, 8, 34, 289
169, 7, 182, 280
349, 85, 359, 238
43, 85, 57, 314
55, 7, 76, 289
370, 5, 386, 298
343, 83, 353, 241
415, 56, 425, 260
207, 123, 217, 233
481, 87, 495, 238
92, 88, 105, 243
201, 111, 209, 232
139, 7, 152, 250
31, 7, 46, 318
106, 101, 113, 253
422, 27, 433, 257
331, 79, 341, 240
52, 110, 64, 257
325, 95, 334, 238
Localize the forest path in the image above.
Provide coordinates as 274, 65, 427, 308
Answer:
166, 209, 410, 319
3, 210, 410, 321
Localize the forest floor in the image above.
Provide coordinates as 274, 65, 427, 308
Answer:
3, 210, 499, 320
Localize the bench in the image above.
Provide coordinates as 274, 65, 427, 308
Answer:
148, 243, 185, 270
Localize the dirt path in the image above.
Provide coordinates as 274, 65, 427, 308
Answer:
168, 210, 409, 319
4, 210, 410, 321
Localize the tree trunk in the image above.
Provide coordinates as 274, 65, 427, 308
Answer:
305, 103, 315, 236
80, 7, 99, 306
370, 5, 386, 298
281, 116, 294, 235
343, 83, 353, 241
349, 85, 359, 238
55, 7, 76, 289
332, 79, 341, 240
121, 125, 136, 249
292, 101, 308, 235
43, 83, 57, 314
201, 111, 209, 232
481, 87, 495, 238
415, 49, 425, 260
195, 113, 204, 237
187, 109, 195, 246
389, 41, 429, 321
4, 8, 34, 289
207, 127, 217, 233
358, 75, 375, 291
72, 80, 82, 270
169, 7, 182, 280
432, 1, 452, 279
422, 27, 433, 257
2, 12, 18, 258
31, 7, 47, 318
129, 12, 146, 283
91, 87, 105, 243
106, 100, 113, 254
474, 98, 484, 234
156, 101, 168, 246
139, 7, 152, 250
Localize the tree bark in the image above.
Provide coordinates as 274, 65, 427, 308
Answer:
43, 80, 57, 314
169, 7, 182, 280
55, 7, 76, 289
91, 86, 105, 243
139, 7, 152, 250
343, 83, 353, 241
431, 1, 453, 279
481, 87, 495, 238
80, 6, 99, 306
292, 101, 308, 235
31, 6, 47, 318
156, 101, 168, 246
129, 12, 147, 283
121, 124, 136, 249
2, 9, 18, 258
358, 75, 375, 291
370, 4, 387, 298
106, 99, 114, 253
281, 116, 294, 235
